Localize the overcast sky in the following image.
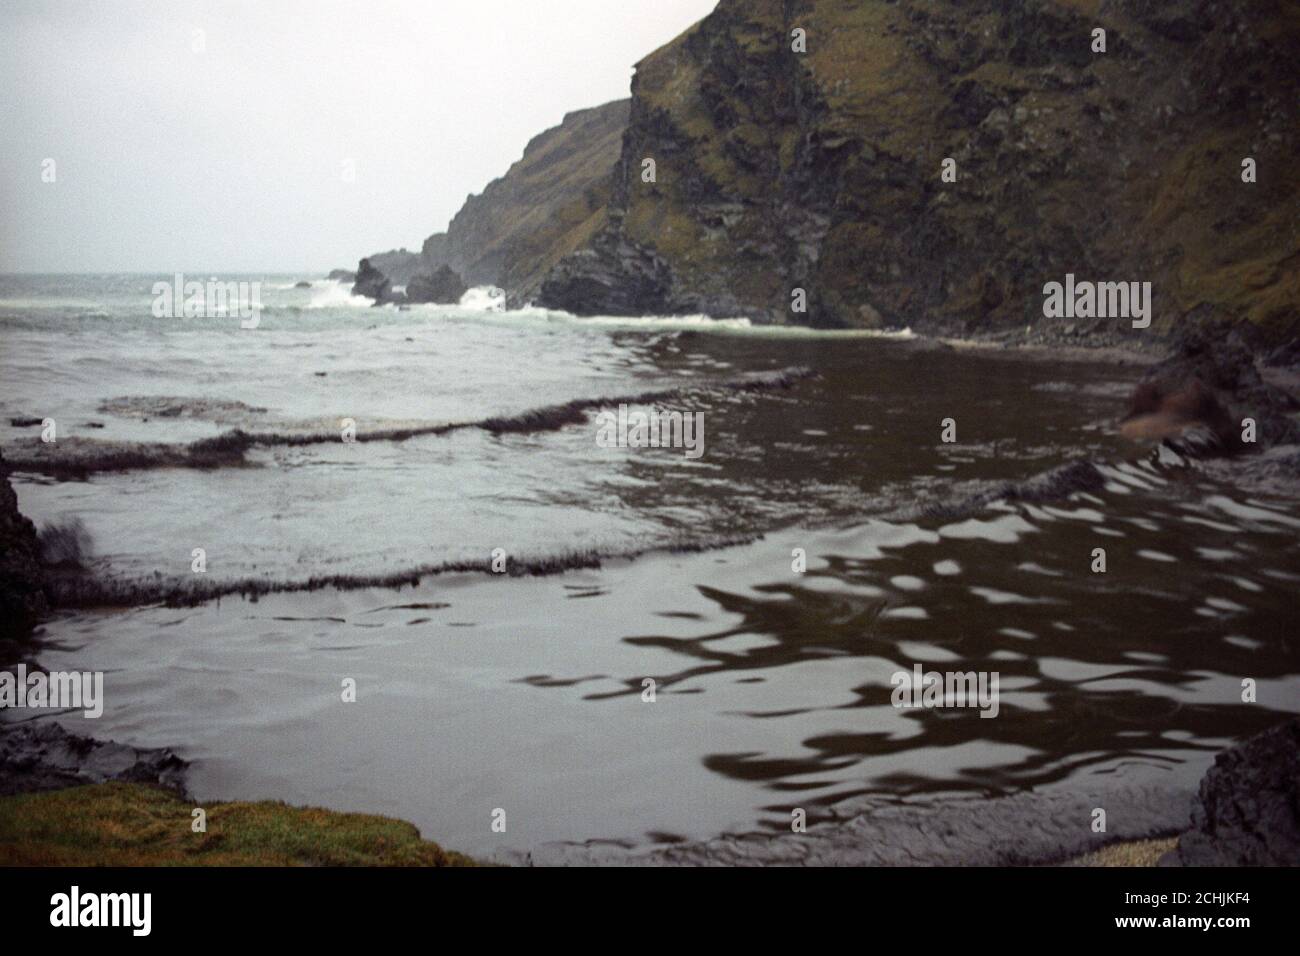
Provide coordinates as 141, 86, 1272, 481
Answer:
0, 0, 717, 273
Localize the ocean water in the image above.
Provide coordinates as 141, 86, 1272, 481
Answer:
3, 274, 1299, 860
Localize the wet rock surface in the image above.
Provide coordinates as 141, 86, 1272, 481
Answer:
535, 0, 1299, 343
351, 257, 397, 305
1126, 323, 1300, 456
1165, 718, 1300, 866
0, 449, 47, 641
516, 784, 1193, 866
405, 265, 468, 305
0, 721, 188, 797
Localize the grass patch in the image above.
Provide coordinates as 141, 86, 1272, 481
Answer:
1064, 837, 1179, 867
0, 782, 477, 867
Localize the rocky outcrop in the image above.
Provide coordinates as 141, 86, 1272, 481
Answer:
405, 265, 468, 305
537, 0, 1300, 342
361, 248, 422, 286
0, 449, 46, 641
359, 100, 629, 307
327, 268, 356, 282
351, 257, 396, 305
1164, 718, 1300, 866
1122, 321, 1300, 454
419, 99, 630, 305
0, 721, 188, 797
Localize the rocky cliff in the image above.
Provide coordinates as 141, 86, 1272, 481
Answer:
0, 449, 46, 640
358, 99, 630, 305
420, 99, 630, 303
537, 0, 1300, 340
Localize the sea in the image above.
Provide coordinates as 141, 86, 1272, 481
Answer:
2, 273, 1298, 860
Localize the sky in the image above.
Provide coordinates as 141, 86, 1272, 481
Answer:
0, 0, 718, 273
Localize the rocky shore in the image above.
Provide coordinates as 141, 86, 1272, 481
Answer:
350, 1, 1296, 351
0, 449, 46, 643
511, 718, 1300, 866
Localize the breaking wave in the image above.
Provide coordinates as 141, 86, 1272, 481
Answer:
5, 366, 817, 477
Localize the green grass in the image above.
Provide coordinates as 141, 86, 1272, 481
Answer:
1065, 837, 1179, 867
0, 782, 478, 867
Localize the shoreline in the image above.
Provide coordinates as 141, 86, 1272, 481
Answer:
3, 323, 1296, 868
0, 716, 1188, 867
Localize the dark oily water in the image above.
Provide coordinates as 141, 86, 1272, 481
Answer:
8, 314, 1300, 861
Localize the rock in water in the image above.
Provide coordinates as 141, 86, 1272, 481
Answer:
1165, 718, 1300, 865
0, 448, 47, 640
351, 257, 395, 305
406, 265, 468, 305
1120, 321, 1300, 455
0, 721, 188, 797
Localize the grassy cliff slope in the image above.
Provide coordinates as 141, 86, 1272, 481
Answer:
538, 0, 1299, 340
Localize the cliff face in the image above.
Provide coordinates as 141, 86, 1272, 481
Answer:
538, 0, 1300, 339
395, 99, 629, 304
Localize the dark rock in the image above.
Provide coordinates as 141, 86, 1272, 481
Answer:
406, 265, 468, 305
1164, 718, 1300, 866
293, 280, 312, 289
0, 721, 188, 797
356, 248, 422, 286
327, 268, 356, 282
1120, 321, 1300, 454
1265, 338, 1300, 369
0, 448, 47, 641
533, 0, 1299, 342
539, 231, 674, 316
351, 258, 398, 306
8, 418, 42, 428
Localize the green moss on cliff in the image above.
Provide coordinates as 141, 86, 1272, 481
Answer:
540, 0, 1300, 342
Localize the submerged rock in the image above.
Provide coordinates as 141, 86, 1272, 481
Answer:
0, 449, 47, 641
1164, 718, 1300, 866
405, 265, 468, 305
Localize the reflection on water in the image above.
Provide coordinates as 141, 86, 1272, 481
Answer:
3, 283, 1299, 858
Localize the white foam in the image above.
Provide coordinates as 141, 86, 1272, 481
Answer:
307, 281, 375, 309
459, 286, 507, 312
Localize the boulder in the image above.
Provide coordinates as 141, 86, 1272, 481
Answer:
1164, 718, 1300, 866
351, 258, 396, 305
1120, 321, 1300, 455
406, 265, 468, 305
